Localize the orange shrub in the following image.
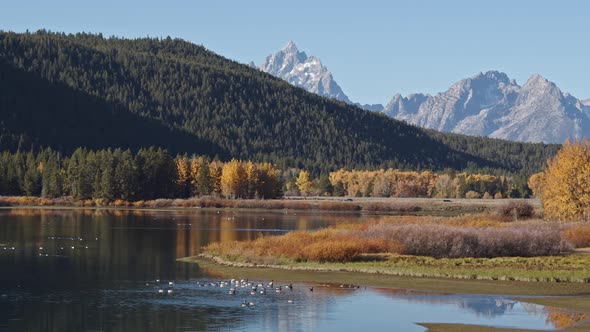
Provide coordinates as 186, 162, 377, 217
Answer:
38, 198, 54, 206
93, 198, 109, 207
545, 307, 588, 328
204, 227, 405, 263
113, 199, 130, 207
354, 238, 405, 254
132, 200, 145, 207
562, 224, 590, 248
301, 240, 361, 262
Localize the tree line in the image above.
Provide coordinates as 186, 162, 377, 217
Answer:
0, 148, 282, 200
290, 169, 529, 198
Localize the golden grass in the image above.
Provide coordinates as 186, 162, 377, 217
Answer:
205, 228, 404, 263
441, 214, 508, 227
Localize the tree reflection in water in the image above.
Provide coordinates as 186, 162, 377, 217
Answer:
0, 209, 587, 331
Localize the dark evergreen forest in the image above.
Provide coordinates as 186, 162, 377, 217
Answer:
0, 30, 559, 176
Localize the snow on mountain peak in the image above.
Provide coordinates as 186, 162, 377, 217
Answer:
282, 40, 299, 53
259, 41, 351, 104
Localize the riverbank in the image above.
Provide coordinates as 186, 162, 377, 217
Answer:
189, 251, 590, 284
180, 256, 590, 296
0, 196, 540, 216
181, 256, 590, 332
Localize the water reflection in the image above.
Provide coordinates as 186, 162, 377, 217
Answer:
0, 208, 587, 331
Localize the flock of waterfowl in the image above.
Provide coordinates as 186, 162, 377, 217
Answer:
152, 279, 318, 307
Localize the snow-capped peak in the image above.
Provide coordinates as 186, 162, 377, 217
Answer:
259, 41, 352, 104
282, 40, 299, 53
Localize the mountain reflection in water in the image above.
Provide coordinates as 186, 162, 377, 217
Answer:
0, 209, 587, 331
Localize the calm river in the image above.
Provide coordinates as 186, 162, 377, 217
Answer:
0, 208, 584, 331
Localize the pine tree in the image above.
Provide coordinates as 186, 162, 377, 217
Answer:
23, 152, 41, 196
195, 157, 212, 196
41, 151, 62, 198
115, 149, 136, 200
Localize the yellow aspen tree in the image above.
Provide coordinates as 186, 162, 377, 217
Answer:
542, 139, 590, 221
296, 170, 313, 197
189, 157, 201, 193
175, 156, 191, 197
221, 159, 246, 199
244, 161, 261, 198
528, 172, 545, 198
329, 169, 349, 195
208, 160, 223, 197
175, 156, 190, 186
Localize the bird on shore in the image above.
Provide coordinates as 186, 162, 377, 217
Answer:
309, 287, 314, 292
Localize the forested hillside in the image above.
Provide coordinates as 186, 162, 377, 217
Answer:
0, 30, 559, 175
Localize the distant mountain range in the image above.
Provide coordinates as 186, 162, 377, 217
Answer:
383, 71, 590, 144
258, 42, 588, 144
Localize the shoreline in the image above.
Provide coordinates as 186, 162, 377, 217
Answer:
181, 255, 590, 332
0, 196, 540, 217
186, 253, 590, 285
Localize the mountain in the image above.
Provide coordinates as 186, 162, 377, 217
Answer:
382, 71, 589, 144
0, 31, 558, 175
259, 41, 352, 104
383, 93, 430, 121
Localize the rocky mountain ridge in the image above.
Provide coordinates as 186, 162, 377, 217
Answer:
383, 71, 589, 143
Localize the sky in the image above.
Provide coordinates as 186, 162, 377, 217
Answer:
2, 0, 588, 104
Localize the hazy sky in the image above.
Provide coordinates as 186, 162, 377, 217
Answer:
2, 0, 588, 104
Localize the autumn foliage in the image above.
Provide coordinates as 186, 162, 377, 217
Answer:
218, 159, 281, 199
533, 139, 590, 221
329, 169, 518, 198
205, 227, 404, 263
562, 224, 590, 248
